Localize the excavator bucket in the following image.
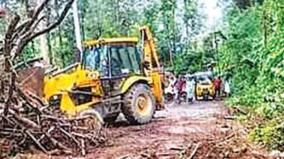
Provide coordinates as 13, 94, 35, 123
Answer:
17, 67, 45, 98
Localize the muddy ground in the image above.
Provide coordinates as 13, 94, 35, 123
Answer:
91, 101, 231, 159
16, 101, 271, 159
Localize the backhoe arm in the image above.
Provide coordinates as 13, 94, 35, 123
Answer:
140, 26, 161, 74
140, 26, 164, 108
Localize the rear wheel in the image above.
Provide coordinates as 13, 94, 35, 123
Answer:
122, 84, 155, 124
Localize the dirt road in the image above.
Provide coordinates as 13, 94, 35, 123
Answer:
20, 101, 269, 159
87, 101, 240, 159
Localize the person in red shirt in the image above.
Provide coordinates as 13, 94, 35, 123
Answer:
214, 76, 222, 100
0, 8, 6, 18
175, 75, 186, 104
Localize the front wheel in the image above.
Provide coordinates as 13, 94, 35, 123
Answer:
203, 94, 209, 101
122, 84, 156, 124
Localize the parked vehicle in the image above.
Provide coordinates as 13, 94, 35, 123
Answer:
21, 26, 164, 125
195, 73, 215, 100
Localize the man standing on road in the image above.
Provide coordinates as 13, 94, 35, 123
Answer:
175, 75, 186, 104
186, 76, 195, 103
224, 78, 231, 97
214, 76, 222, 100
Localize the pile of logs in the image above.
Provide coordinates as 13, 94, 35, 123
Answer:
0, 0, 108, 157
0, 86, 106, 157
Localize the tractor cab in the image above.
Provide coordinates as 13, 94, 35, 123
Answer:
83, 38, 143, 96
83, 38, 141, 77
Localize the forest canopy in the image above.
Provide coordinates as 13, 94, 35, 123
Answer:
0, 0, 283, 152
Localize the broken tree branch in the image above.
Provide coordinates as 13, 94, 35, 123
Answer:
28, 0, 75, 42
0, 0, 106, 157
188, 142, 201, 159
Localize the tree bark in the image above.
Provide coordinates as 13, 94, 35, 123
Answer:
72, 0, 82, 53
38, 0, 50, 65
0, 0, 74, 112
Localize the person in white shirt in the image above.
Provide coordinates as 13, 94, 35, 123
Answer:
186, 77, 195, 103
224, 80, 231, 97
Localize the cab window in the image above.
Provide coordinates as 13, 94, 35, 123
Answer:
84, 45, 109, 76
109, 44, 141, 77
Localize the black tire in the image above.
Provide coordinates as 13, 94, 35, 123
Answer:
195, 93, 201, 101
164, 93, 175, 104
180, 92, 187, 103
104, 113, 119, 123
122, 84, 156, 124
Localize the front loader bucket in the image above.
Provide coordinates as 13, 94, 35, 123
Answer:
17, 67, 45, 98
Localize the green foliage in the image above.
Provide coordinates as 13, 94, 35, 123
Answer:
173, 47, 212, 74
1, 0, 283, 152
220, 0, 284, 151
1, 0, 207, 71
51, 36, 74, 68
219, 7, 262, 91
250, 119, 284, 151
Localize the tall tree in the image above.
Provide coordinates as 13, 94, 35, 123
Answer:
160, 0, 177, 66
72, 0, 82, 52
0, 0, 75, 114
37, 0, 50, 65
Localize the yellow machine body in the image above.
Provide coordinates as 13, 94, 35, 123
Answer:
43, 65, 103, 116
43, 26, 164, 121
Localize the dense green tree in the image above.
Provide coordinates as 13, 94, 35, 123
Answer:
0, 0, 206, 69
1, 0, 283, 151
218, 0, 284, 150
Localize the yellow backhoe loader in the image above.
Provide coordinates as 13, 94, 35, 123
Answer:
28, 26, 164, 125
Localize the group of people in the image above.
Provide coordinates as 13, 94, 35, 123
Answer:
173, 76, 193, 103
214, 76, 231, 98
165, 75, 194, 104
165, 73, 231, 104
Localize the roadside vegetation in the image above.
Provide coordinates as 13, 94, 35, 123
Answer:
218, 0, 284, 151
0, 0, 283, 155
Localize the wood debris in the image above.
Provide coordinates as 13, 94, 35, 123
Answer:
0, 86, 106, 157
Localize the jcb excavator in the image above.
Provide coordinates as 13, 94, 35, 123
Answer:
33, 26, 164, 124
